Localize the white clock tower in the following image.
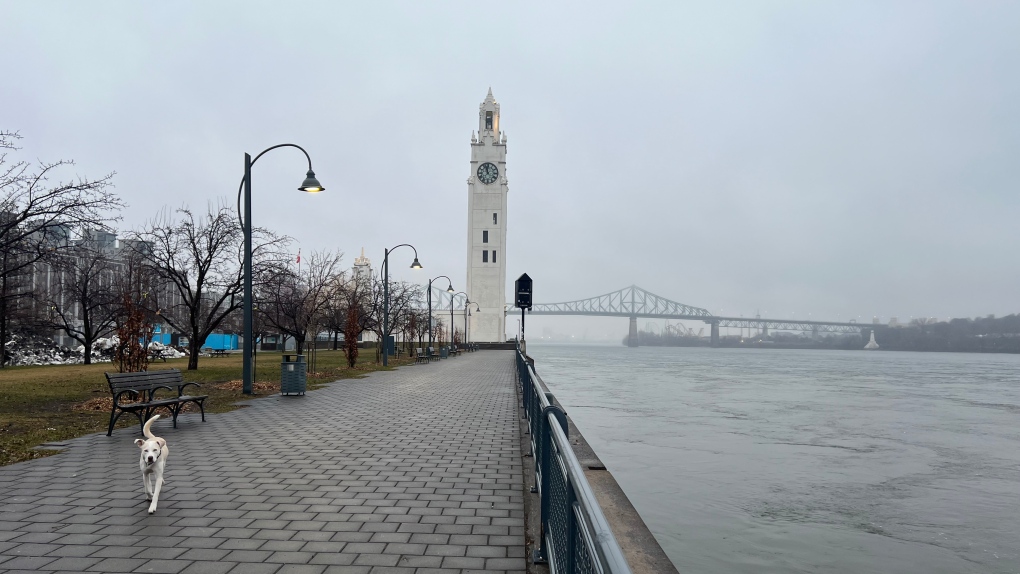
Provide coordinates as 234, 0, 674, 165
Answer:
465, 88, 508, 343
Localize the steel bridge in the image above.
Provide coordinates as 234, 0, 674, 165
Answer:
523, 285, 868, 347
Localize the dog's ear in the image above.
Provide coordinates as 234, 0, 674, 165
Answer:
134, 438, 145, 448
156, 438, 166, 448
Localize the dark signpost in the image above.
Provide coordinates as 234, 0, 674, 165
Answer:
514, 273, 532, 340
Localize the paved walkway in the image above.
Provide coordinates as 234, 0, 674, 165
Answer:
0, 351, 525, 574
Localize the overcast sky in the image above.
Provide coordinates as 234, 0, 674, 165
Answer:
3, 1, 1017, 339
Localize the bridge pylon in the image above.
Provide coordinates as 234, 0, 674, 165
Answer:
627, 316, 638, 347
709, 321, 720, 347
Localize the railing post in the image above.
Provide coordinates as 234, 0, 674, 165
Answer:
534, 403, 568, 567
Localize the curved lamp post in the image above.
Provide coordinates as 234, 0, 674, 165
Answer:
382, 244, 422, 366
466, 301, 480, 345
451, 291, 468, 347
427, 275, 454, 349
237, 144, 323, 395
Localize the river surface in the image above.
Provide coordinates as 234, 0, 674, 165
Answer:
529, 344, 1020, 574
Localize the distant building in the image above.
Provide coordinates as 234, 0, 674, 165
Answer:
353, 247, 372, 286
352, 247, 376, 343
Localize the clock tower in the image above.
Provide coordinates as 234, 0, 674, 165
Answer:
465, 88, 508, 343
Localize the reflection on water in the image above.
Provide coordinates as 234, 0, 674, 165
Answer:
532, 345, 1020, 574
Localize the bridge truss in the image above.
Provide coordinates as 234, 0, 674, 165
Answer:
525, 285, 865, 333
528, 285, 713, 319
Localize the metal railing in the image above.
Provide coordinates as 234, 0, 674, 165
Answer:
516, 344, 632, 574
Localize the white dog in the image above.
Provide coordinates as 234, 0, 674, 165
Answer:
134, 414, 169, 514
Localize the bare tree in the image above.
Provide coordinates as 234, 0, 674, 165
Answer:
331, 274, 373, 367
0, 131, 123, 366
366, 280, 422, 363
407, 309, 429, 351
43, 235, 121, 364
258, 249, 344, 355
130, 204, 287, 370
432, 318, 446, 347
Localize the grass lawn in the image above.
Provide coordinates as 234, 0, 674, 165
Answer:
0, 349, 414, 467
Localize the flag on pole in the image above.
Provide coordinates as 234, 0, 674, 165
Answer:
297, 248, 301, 264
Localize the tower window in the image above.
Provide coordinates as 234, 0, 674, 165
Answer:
482, 250, 488, 263
485, 111, 493, 130
482, 230, 488, 243
492, 250, 497, 263
493, 213, 497, 225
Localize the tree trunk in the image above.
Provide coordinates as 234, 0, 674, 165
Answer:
0, 273, 8, 368
83, 334, 93, 365
188, 332, 200, 370
187, 346, 199, 369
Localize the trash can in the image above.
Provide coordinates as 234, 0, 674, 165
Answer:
440, 346, 449, 359
281, 354, 306, 396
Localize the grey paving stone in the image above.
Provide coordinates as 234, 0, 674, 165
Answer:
367, 567, 417, 574
89, 546, 146, 559
217, 538, 265, 550
425, 544, 468, 557
179, 562, 237, 574
273, 566, 327, 574
441, 555, 486, 569
86, 557, 148, 572
225, 564, 281, 574
319, 566, 370, 574
133, 547, 190, 560
0, 555, 59, 570
352, 553, 400, 567
221, 549, 274, 562
308, 553, 358, 566
368, 532, 411, 544
261, 540, 307, 552
265, 551, 315, 563
466, 546, 507, 558
485, 557, 527, 570
132, 558, 192, 573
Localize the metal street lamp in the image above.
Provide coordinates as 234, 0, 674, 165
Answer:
427, 275, 454, 349
465, 300, 480, 346
237, 144, 323, 395
382, 244, 422, 366
451, 291, 468, 348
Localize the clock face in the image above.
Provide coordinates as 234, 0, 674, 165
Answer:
477, 162, 499, 185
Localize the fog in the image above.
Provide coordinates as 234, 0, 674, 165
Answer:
3, 1, 1017, 340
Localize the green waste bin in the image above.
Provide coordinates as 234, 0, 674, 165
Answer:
281, 354, 306, 396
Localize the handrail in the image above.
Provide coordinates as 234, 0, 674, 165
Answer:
516, 343, 632, 574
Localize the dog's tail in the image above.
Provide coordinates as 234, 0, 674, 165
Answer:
142, 415, 160, 439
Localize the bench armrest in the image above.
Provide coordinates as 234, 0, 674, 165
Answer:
178, 382, 202, 396
146, 385, 176, 401
112, 389, 140, 406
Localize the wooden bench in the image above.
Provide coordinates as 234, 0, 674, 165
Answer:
105, 369, 208, 436
210, 349, 229, 357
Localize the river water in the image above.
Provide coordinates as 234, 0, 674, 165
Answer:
530, 344, 1020, 574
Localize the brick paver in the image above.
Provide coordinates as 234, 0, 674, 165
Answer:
0, 351, 526, 574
